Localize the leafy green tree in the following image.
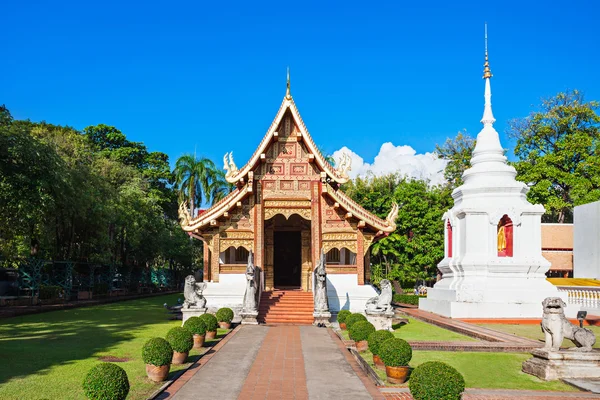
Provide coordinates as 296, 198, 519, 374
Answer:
508, 90, 600, 223
434, 131, 475, 188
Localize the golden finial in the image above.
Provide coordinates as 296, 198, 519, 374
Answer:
483, 23, 492, 79
286, 67, 291, 99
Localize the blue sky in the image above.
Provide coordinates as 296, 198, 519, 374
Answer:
3, 1, 599, 173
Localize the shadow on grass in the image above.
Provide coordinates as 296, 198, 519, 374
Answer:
0, 294, 182, 385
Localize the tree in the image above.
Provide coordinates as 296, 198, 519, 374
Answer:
173, 154, 219, 214
434, 131, 476, 188
508, 90, 600, 223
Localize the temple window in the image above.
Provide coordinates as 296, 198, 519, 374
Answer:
446, 220, 453, 258
235, 247, 249, 262
221, 246, 249, 264
497, 215, 513, 257
326, 248, 340, 264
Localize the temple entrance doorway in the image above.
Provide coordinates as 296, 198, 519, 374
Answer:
274, 231, 302, 288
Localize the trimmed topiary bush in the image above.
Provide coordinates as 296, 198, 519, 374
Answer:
348, 320, 376, 342
367, 330, 394, 356
199, 313, 218, 332
142, 337, 173, 367
392, 294, 425, 306
337, 309, 351, 324
83, 362, 129, 400
409, 361, 465, 400
379, 338, 412, 367
183, 317, 207, 336
165, 327, 194, 353
345, 313, 367, 329
216, 307, 234, 323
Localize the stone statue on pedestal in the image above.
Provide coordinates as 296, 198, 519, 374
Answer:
366, 279, 393, 313
241, 250, 260, 324
365, 279, 394, 331
313, 249, 331, 326
183, 275, 207, 309
314, 250, 329, 313
242, 250, 258, 314
541, 297, 596, 351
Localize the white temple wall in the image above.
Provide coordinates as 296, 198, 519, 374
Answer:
574, 201, 600, 279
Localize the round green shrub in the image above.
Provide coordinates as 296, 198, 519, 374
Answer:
215, 307, 234, 323
83, 362, 129, 400
345, 313, 367, 329
165, 327, 194, 353
367, 330, 394, 356
337, 310, 351, 324
348, 320, 376, 342
183, 317, 207, 336
409, 361, 465, 400
199, 313, 218, 331
142, 337, 173, 367
379, 338, 412, 367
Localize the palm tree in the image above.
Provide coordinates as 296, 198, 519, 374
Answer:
208, 169, 233, 205
173, 154, 217, 214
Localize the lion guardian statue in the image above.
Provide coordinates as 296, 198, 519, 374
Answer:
183, 275, 207, 309
541, 297, 596, 352
365, 279, 393, 313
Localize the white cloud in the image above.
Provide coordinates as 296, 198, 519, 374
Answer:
332, 142, 448, 186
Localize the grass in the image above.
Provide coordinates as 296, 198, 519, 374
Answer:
357, 348, 577, 391
0, 293, 229, 400
341, 317, 476, 342
477, 323, 600, 349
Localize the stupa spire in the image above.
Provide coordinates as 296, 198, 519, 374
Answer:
286, 67, 291, 99
481, 23, 496, 125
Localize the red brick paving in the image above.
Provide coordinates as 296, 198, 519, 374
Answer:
237, 326, 309, 400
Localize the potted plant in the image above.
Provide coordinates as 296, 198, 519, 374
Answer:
200, 313, 219, 339
216, 307, 234, 329
82, 362, 129, 400
367, 330, 394, 369
348, 320, 376, 352
345, 313, 367, 330
183, 317, 207, 349
142, 337, 173, 382
379, 338, 412, 384
409, 361, 465, 400
165, 327, 194, 364
337, 310, 351, 330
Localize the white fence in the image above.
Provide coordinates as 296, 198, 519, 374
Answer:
557, 286, 600, 314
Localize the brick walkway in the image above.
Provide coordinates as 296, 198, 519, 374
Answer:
238, 326, 308, 400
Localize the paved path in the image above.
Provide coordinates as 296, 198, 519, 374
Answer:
170, 325, 376, 400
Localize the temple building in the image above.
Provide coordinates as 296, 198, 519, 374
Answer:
178, 75, 398, 318
419, 29, 567, 318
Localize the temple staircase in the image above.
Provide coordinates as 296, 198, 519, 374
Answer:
258, 289, 314, 325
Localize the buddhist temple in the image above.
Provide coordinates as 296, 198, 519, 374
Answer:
178, 72, 398, 320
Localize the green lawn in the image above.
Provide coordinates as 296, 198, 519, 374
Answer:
342, 317, 475, 342
358, 348, 577, 391
0, 293, 229, 400
477, 324, 600, 349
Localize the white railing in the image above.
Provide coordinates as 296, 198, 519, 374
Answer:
557, 287, 600, 310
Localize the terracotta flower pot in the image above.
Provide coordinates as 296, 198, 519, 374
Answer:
193, 334, 206, 349
385, 365, 410, 384
172, 351, 189, 365
218, 321, 231, 329
340, 322, 347, 330
355, 340, 368, 352
373, 354, 385, 370
146, 364, 170, 382
206, 330, 217, 340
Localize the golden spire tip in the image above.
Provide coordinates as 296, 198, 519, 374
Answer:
483, 23, 492, 79
286, 67, 291, 99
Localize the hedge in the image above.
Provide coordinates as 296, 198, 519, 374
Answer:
199, 313, 218, 332
142, 337, 173, 367
392, 294, 425, 306
82, 363, 129, 400
337, 310, 352, 324
165, 327, 194, 353
367, 330, 394, 356
345, 313, 367, 329
348, 320, 376, 342
409, 361, 465, 400
216, 307, 234, 323
183, 317, 207, 336
379, 338, 412, 367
